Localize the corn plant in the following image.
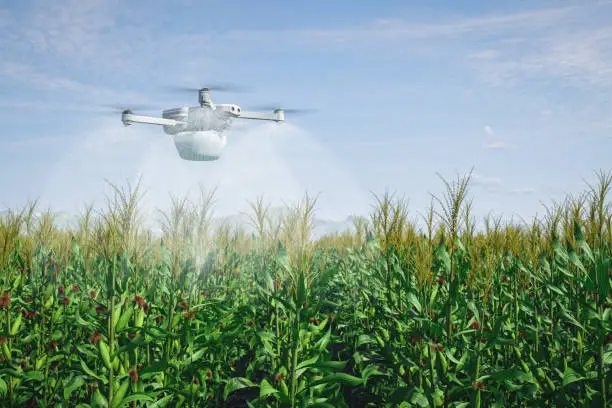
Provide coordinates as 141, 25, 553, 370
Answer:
0, 170, 610, 407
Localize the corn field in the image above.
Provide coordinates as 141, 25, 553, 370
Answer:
0, 170, 610, 407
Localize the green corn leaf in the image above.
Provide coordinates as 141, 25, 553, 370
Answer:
490, 367, 533, 383
91, 388, 108, 408
563, 366, 585, 387
407, 292, 422, 313
545, 284, 566, 297
63, 375, 85, 400
259, 378, 280, 398
574, 221, 594, 264
114, 393, 156, 406
80, 358, 107, 382
309, 373, 364, 387
74, 309, 96, 330
561, 311, 585, 331
316, 327, 332, 352
223, 377, 256, 400
467, 301, 480, 323
567, 250, 586, 276
146, 395, 174, 408
435, 242, 451, 274
360, 364, 385, 381
9, 312, 22, 336
110, 378, 130, 408
596, 255, 610, 301
297, 355, 320, 370
115, 305, 134, 332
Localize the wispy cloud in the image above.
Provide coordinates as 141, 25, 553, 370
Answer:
0, 135, 69, 149
472, 176, 536, 196
0, 8, 9, 27
271, 2, 590, 91
470, 42, 612, 89
510, 188, 536, 195
524, 28, 612, 87
0, 61, 146, 103
485, 141, 512, 150
482, 125, 513, 150
471, 173, 503, 192
4, 1, 609, 91
465, 3, 612, 89
0, 101, 108, 111
1, 0, 212, 78
207, 1, 612, 93
224, 5, 577, 46
0, 4, 123, 101
21, 0, 119, 60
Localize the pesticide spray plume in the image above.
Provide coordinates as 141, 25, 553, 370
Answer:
36, 117, 370, 239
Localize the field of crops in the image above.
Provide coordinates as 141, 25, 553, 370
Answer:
0, 170, 610, 407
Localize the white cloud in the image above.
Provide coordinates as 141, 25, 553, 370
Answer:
471, 50, 501, 60
21, 0, 119, 60
452, 2, 612, 90
525, 28, 612, 87
471, 175, 536, 196
0, 8, 9, 27
484, 141, 512, 150
471, 173, 502, 191
0, 134, 69, 150
541, 109, 554, 116
5, 1, 609, 92
0, 61, 146, 102
0, 100, 122, 113
510, 188, 536, 195
200, 1, 612, 94
466, 25, 612, 89
1, 0, 215, 79
482, 126, 513, 150
224, 5, 576, 46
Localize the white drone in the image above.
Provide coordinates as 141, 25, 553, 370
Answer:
120, 87, 302, 161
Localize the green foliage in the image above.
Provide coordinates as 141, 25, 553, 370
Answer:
0, 171, 610, 407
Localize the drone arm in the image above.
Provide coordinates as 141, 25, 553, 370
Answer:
236, 110, 284, 122
122, 112, 184, 127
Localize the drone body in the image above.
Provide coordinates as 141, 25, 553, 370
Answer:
121, 88, 285, 161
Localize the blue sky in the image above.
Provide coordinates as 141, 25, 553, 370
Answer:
0, 0, 611, 225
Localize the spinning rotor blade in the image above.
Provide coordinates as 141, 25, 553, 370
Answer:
94, 103, 160, 116
164, 82, 250, 93
102, 103, 159, 112
250, 105, 316, 114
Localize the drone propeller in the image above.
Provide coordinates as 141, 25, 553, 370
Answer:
250, 105, 315, 114
92, 104, 160, 116
164, 82, 250, 93
102, 104, 159, 113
